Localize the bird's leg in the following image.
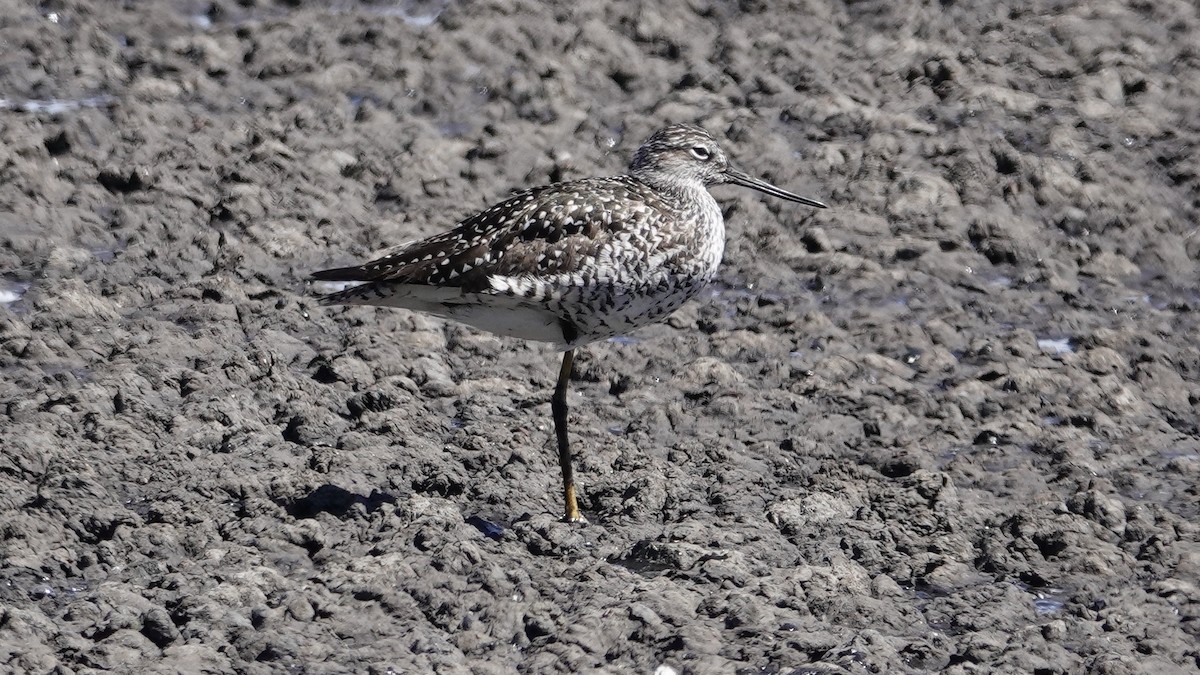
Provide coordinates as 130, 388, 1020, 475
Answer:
552, 349, 580, 522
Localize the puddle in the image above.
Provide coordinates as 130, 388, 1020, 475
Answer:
934, 447, 967, 469
1033, 592, 1066, 616
0, 95, 115, 115
437, 119, 475, 138
1036, 337, 1074, 355
0, 281, 30, 306
1161, 447, 1200, 461
310, 280, 367, 294
595, 123, 625, 156
21, 576, 91, 603
911, 578, 1071, 632
1145, 287, 1200, 311
91, 247, 122, 263
935, 440, 1042, 475
336, 0, 454, 26
1119, 477, 1197, 519
465, 515, 504, 540
166, 0, 454, 32
1014, 581, 1068, 616
1129, 269, 1200, 311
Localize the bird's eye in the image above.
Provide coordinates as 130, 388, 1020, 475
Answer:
690, 145, 711, 161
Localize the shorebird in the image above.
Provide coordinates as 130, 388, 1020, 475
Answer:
312, 124, 826, 522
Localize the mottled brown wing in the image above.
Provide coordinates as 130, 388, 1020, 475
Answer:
309, 186, 547, 285
311, 177, 662, 293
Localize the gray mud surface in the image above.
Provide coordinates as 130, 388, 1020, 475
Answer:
2, 1, 1199, 672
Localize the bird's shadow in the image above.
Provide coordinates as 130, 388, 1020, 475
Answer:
282, 484, 397, 520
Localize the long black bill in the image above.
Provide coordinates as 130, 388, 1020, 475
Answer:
724, 167, 828, 209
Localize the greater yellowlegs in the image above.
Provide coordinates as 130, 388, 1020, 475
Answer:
312, 124, 826, 521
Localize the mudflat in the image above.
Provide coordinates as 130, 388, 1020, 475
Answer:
1, 1, 1197, 672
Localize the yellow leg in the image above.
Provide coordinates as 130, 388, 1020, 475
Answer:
552, 349, 581, 522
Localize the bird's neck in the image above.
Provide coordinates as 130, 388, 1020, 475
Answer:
631, 170, 710, 204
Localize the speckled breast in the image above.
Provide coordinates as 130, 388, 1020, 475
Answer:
555, 207, 726, 344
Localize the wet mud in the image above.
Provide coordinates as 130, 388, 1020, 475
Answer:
1, 1, 1198, 672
